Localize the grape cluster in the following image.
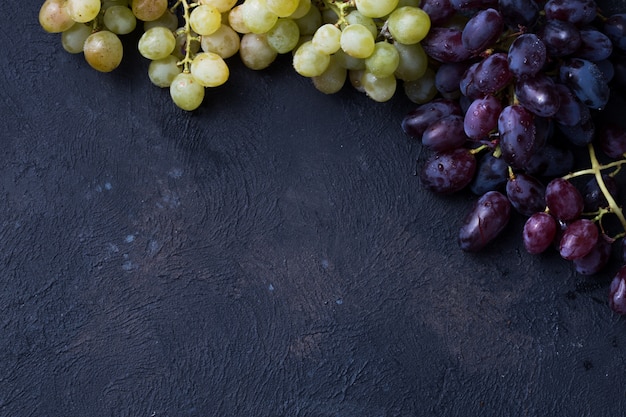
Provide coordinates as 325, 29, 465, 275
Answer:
401, 0, 626, 314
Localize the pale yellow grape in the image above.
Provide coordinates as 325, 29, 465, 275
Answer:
349, 69, 365, 92
265, 0, 298, 17
61, 22, 92, 53
294, 4, 321, 36
239, 33, 278, 70
190, 52, 229, 87
242, 0, 278, 34
289, 0, 310, 19
403, 67, 437, 104
312, 54, 347, 94
170, 72, 205, 111
39, 0, 75, 33
144, 10, 179, 31
131, 0, 167, 22
83, 30, 123, 72
148, 55, 182, 87
361, 71, 396, 102
66, 0, 101, 23
190, 4, 221, 36
311, 23, 341, 55
292, 40, 330, 77
138, 26, 176, 60
103, 5, 137, 35
228, 5, 250, 34
267, 18, 300, 54
291, 35, 312, 55
333, 49, 365, 71
340, 24, 375, 59
200, 24, 241, 58
199, 0, 237, 13
354, 0, 399, 18
364, 41, 399, 78
345, 10, 377, 38
387, 6, 430, 44
394, 42, 427, 81
172, 28, 201, 59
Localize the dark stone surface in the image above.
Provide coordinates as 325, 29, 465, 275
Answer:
2, 2, 626, 416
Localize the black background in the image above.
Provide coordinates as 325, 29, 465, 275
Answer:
3, 1, 626, 416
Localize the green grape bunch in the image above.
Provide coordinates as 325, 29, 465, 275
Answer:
38, 0, 433, 110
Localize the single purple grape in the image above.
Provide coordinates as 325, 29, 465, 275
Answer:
470, 152, 509, 195
604, 14, 626, 53
526, 144, 574, 178
537, 19, 582, 57
575, 28, 613, 61
544, 0, 597, 25
458, 191, 511, 252
499, 0, 540, 29
422, 115, 469, 152
609, 266, 626, 314
514, 74, 561, 117
422, 27, 473, 63
462, 8, 504, 54
401, 99, 462, 139
435, 62, 472, 98
545, 178, 584, 221
560, 58, 610, 110
573, 234, 613, 275
471, 53, 513, 96
506, 172, 546, 216
420, 0, 456, 25
598, 124, 626, 159
498, 104, 537, 168
464, 95, 502, 140
419, 148, 477, 194
507, 33, 547, 79
557, 116, 595, 147
523, 212, 558, 254
583, 174, 619, 211
559, 218, 599, 260
450, 0, 498, 10
553, 83, 585, 127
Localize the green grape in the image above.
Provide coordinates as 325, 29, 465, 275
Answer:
288, 0, 311, 19
170, 72, 205, 111
294, 3, 321, 36
321, 8, 338, 25
266, 18, 300, 54
345, 10, 377, 38
393, 41, 427, 81
354, 0, 399, 18
311, 23, 341, 55
138, 26, 176, 60
312, 54, 347, 94
239, 33, 278, 70
148, 55, 182, 87
228, 5, 250, 34
61, 22, 92, 53
340, 24, 375, 59
361, 71, 396, 102
66, 0, 101, 23
333, 49, 365, 71
39, 0, 75, 33
131, 0, 167, 22
102, 0, 130, 9
292, 40, 330, 77
143, 10, 179, 31
348, 69, 365, 92
266, 0, 299, 17
364, 41, 400, 78
103, 5, 137, 35
199, 0, 237, 13
403, 67, 437, 104
190, 4, 221, 36
242, 0, 278, 34
190, 52, 230, 87
83, 30, 124, 72
200, 24, 241, 58
387, 6, 430, 45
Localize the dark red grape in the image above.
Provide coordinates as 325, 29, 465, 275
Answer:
573, 234, 613, 275
462, 8, 504, 54
472, 53, 513, 96
499, 0, 540, 29
422, 27, 473, 63
420, 0, 456, 25
575, 28, 613, 61
544, 0, 597, 25
560, 58, 610, 110
603, 14, 626, 53
422, 115, 469, 152
559, 218, 599, 260
506, 172, 546, 216
537, 19, 582, 57
450, 0, 498, 10
553, 83, 585, 126
545, 178, 583, 221
598, 124, 626, 159
498, 104, 537, 168
464, 95, 502, 140
523, 212, 558, 254
401, 99, 462, 139
419, 148, 477, 194
584, 174, 619, 211
470, 152, 509, 195
458, 191, 511, 252
514, 74, 561, 117
435, 62, 472, 98
609, 266, 626, 314
507, 33, 547, 79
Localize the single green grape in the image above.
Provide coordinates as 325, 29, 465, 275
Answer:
170, 72, 205, 111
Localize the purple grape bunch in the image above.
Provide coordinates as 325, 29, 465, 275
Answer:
402, 0, 626, 315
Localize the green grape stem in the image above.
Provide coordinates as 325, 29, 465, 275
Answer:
562, 143, 626, 232
321, 0, 354, 27
172, 0, 195, 73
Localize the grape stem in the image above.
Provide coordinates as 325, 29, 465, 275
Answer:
171, 0, 195, 73
321, 0, 354, 27
562, 144, 626, 232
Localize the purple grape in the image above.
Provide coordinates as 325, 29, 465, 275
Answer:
537, 19, 582, 57
553, 83, 585, 126
514, 74, 561, 117
532, 116, 551, 152
573, 234, 613, 275
560, 58, 610, 110
420, 0, 456, 25
598, 124, 626, 159
544, 0, 597, 25
422, 27, 473, 63
557, 116, 595, 146
545, 178, 584, 221
462, 9, 504, 54
594, 59, 615, 83
584, 174, 619, 211
450, 0, 498, 10
459, 62, 481, 99
526, 144, 574, 177
470, 152, 509, 195
498, 104, 537, 168
604, 14, 626, 53
419, 148, 477, 194
559, 218, 599, 260
506, 172, 546, 216
575, 28, 613, 61
401, 98, 462, 139
422, 115, 469, 152
609, 266, 626, 314
498, 0, 540, 29
507, 33, 547, 79
435, 62, 472, 98
471, 53, 513, 96
464, 95, 502, 140
458, 191, 511, 252
523, 212, 558, 254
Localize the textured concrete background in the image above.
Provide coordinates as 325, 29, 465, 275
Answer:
2, 1, 626, 416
